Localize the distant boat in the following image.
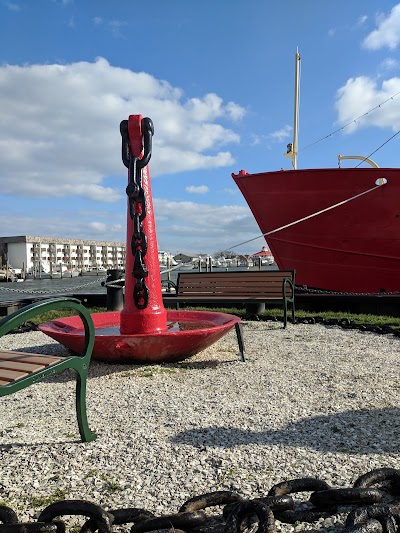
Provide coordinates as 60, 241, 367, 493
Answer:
26, 260, 51, 279
81, 266, 107, 276
158, 251, 178, 267
50, 264, 80, 279
232, 50, 400, 294
0, 266, 17, 282
174, 261, 196, 271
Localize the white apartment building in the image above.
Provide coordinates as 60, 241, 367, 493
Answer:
0, 236, 126, 272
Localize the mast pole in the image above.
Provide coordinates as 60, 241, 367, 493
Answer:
292, 49, 301, 170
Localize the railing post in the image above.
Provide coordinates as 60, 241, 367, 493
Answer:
105, 269, 124, 311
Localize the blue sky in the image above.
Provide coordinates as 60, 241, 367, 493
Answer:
1, 0, 400, 255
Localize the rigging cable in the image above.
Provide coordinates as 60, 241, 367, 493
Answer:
298, 88, 400, 153
354, 129, 400, 167
223, 181, 387, 252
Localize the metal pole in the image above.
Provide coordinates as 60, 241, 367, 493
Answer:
167, 256, 171, 285
292, 49, 301, 170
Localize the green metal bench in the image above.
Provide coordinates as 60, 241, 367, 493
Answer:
0, 297, 96, 442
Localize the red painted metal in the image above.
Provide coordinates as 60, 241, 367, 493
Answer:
233, 167, 400, 293
38, 113, 242, 364
120, 115, 167, 335
39, 310, 240, 363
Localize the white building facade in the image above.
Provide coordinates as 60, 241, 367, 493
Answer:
0, 236, 126, 272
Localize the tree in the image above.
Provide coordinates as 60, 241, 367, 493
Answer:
213, 250, 237, 260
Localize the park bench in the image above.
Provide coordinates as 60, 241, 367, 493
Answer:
163, 270, 296, 328
0, 297, 96, 442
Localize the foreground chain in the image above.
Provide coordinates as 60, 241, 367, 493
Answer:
1, 467, 400, 532
0, 277, 105, 294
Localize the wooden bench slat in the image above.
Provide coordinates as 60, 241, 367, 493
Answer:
0, 351, 64, 384
179, 288, 285, 294
0, 351, 61, 366
0, 360, 46, 373
0, 368, 30, 382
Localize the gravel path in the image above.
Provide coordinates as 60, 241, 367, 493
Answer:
1, 320, 400, 530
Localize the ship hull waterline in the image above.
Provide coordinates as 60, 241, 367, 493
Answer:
233, 167, 400, 294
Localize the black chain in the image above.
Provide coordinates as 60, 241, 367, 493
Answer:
2, 468, 400, 533
120, 118, 154, 310
295, 285, 400, 297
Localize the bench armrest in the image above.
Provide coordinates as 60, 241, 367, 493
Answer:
0, 297, 95, 363
282, 277, 295, 301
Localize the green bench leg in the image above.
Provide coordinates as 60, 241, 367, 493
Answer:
75, 369, 97, 443
235, 322, 245, 362
283, 304, 287, 328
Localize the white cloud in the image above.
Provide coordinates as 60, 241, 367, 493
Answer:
226, 101, 246, 121
335, 75, 400, 132
328, 14, 367, 38
185, 185, 209, 194
157, 148, 235, 173
0, 58, 244, 201
109, 20, 127, 39
250, 125, 292, 149
3, 1, 20, 11
92, 16, 127, 38
154, 199, 260, 254
185, 93, 245, 124
268, 124, 292, 142
0, 210, 126, 242
363, 4, 400, 50
250, 134, 262, 145
88, 221, 107, 232
0, 198, 262, 254
355, 15, 368, 28
378, 57, 400, 75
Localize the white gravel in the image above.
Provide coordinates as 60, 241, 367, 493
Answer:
1, 320, 400, 530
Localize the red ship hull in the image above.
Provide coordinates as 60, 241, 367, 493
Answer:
233, 167, 400, 294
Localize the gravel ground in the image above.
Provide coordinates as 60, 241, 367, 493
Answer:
1, 320, 400, 531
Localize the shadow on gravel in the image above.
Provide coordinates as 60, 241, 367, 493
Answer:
172, 407, 400, 454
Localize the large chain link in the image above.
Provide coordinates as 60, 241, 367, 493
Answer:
295, 285, 400, 297
120, 118, 154, 310
2, 467, 400, 532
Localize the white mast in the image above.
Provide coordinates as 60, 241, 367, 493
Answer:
292, 49, 301, 170
285, 49, 301, 170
